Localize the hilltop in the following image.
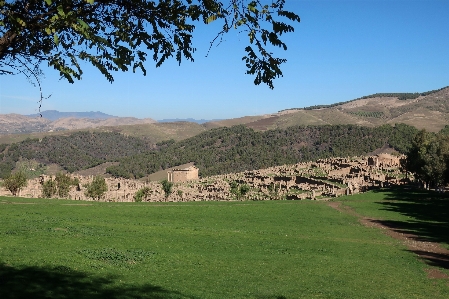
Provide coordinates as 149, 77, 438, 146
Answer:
1, 85, 448, 146
26, 110, 116, 120
208, 86, 449, 132
0, 111, 157, 135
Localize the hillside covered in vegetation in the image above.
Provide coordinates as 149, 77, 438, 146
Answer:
0, 124, 420, 179
0, 132, 154, 178
106, 124, 418, 178
296, 86, 449, 110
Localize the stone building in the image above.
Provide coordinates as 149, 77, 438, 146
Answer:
167, 165, 199, 183
368, 153, 401, 168
1, 155, 410, 202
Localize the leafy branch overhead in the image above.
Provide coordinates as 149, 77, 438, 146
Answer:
0, 0, 300, 89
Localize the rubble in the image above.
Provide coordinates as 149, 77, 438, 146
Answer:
1, 154, 408, 202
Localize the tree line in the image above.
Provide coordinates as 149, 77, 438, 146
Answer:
3, 124, 449, 195
0, 123, 424, 181
404, 127, 449, 189
282, 86, 448, 111
0, 131, 155, 178
106, 123, 419, 179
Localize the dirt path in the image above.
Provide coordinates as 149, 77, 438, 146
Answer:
328, 201, 449, 280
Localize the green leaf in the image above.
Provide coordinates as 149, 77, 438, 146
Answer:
53, 33, 59, 46
86, 0, 95, 4
16, 17, 26, 27
248, 4, 257, 13
77, 19, 90, 30
44, 0, 52, 5
206, 15, 217, 24
57, 6, 65, 17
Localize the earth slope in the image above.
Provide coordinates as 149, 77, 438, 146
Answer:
207, 86, 449, 132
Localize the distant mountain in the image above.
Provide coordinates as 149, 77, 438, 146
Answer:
27, 110, 115, 121
0, 114, 51, 135
158, 118, 222, 124
2, 85, 449, 140
207, 86, 449, 132
0, 112, 156, 135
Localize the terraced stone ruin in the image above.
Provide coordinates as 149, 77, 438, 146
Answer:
1, 154, 407, 202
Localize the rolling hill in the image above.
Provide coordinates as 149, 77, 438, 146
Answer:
0, 112, 157, 135
1, 85, 448, 146
207, 86, 449, 131
26, 110, 115, 120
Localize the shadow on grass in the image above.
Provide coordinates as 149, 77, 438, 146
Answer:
372, 187, 449, 244
371, 187, 449, 269
407, 250, 449, 270
0, 263, 195, 299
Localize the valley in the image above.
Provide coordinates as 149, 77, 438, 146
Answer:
1, 85, 448, 184
1, 86, 449, 299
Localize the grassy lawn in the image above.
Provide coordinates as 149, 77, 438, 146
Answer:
340, 187, 449, 249
0, 192, 448, 298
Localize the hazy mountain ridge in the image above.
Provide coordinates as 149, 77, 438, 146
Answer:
1, 85, 448, 139
0, 114, 52, 135
158, 118, 222, 124
26, 110, 116, 120
0, 112, 157, 135
208, 86, 449, 132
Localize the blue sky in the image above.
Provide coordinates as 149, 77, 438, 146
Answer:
1, 0, 449, 120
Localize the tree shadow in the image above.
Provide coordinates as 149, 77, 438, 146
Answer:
372, 187, 449, 245
369, 187, 449, 270
406, 250, 449, 270
0, 263, 196, 299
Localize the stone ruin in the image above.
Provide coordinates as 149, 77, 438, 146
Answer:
167, 165, 199, 183
1, 154, 408, 202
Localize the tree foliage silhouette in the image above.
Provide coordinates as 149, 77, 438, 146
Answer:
0, 0, 300, 89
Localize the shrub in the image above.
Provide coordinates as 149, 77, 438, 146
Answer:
2, 171, 27, 196
134, 187, 151, 202
160, 180, 173, 199
239, 184, 250, 197
85, 176, 108, 200
55, 173, 78, 198
229, 181, 250, 200
42, 179, 57, 198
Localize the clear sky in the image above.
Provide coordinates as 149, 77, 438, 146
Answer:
1, 0, 449, 120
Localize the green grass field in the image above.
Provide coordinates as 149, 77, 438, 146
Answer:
0, 189, 448, 298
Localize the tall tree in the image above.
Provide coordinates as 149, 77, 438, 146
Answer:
84, 175, 108, 200
160, 179, 173, 199
0, 0, 300, 90
2, 171, 28, 196
405, 130, 449, 189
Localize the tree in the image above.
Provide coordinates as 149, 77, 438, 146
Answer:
229, 180, 239, 198
229, 180, 249, 199
1, 0, 300, 91
84, 175, 108, 200
42, 178, 57, 198
41, 173, 79, 198
134, 186, 151, 202
239, 183, 250, 198
55, 172, 78, 197
405, 130, 449, 189
403, 130, 430, 183
2, 171, 27, 196
160, 179, 173, 199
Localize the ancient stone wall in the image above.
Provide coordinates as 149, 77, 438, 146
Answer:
1, 154, 408, 202
168, 166, 199, 183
